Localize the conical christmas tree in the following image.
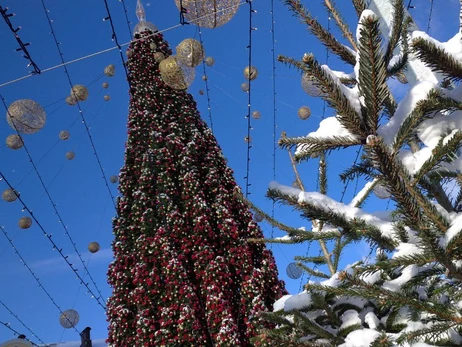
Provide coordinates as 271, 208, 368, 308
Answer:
106, 2, 285, 346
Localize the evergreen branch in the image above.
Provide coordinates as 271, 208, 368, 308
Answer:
295, 255, 327, 265
400, 267, 445, 292
413, 131, 462, 184
283, 0, 357, 65
337, 323, 363, 338
319, 153, 327, 196
454, 175, 462, 210
412, 37, 462, 82
278, 54, 368, 137
339, 160, 377, 183
352, 0, 366, 19
396, 322, 459, 344
357, 13, 388, 133
292, 310, 338, 340
279, 135, 361, 162
323, 0, 358, 51
387, 54, 408, 77
339, 76, 357, 86
384, 0, 405, 65
298, 262, 331, 279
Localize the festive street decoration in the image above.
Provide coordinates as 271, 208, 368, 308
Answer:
59, 130, 70, 141
104, 64, 115, 77
298, 106, 311, 120
159, 56, 195, 90
106, 8, 284, 345
6, 134, 23, 150
252, 111, 261, 119
301, 73, 323, 97
173, 0, 241, 28
373, 183, 391, 199
176, 38, 204, 67
205, 56, 214, 67
66, 95, 78, 106
6, 99, 46, 134
109, 175, 118, 183
18, 216, 32, 229
59, 309, 79, 328
65, 151, 75, 160
244, 66, 258, 80
2, 188, 18, 202
70, 85, 89, 101
88, 242, 100, 253
104, 95, 111, 101
241, 82, 249, 92
286, 262, 302, 279
102, 82, 109, 89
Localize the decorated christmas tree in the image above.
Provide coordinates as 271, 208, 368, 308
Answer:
106, 2, 285, 346
254, 0, 462, 345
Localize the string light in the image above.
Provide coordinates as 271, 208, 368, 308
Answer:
118, 0, 133, 37
197, 27, 214, 132
0, 319, 41, 346
270, 0, 277, 244
426, 0, 434, 33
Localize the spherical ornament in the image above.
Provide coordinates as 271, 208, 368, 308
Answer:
18, 216, 32, 230
70, 85, 89, 102
2, 188, 19, 202
6, 99, 46, 134
6, 134, 23, 150
66, 95, 78, 106
59, 309, 79, 329
286, 262, 303, 279
59, 130, 70, 141
366, 134, 379, 146
244, 136, 252, 143
253, 213, 264, 223
159, 56, 195, 90
126, 49, 133, 58
133, 21, 158, 36
104, 64, 115, 77
109, 175, 118, 184
173, 0, 240, 28
176, 38, 205, 68
244, 66, 258, 81
66, 151, 75, 160
102, 82, 109, 89
252, 111, 261, 120
298, 106, 311, 120
199, 89, 205, 96
150, 42, 157, 50
104, 95, 111, 101
154, 52, 165, 63
205, 56, 215, 67
373, 184, 390, 199
88, 242, 100, 253
241, 82, 250, 92
301, 73, 323, 97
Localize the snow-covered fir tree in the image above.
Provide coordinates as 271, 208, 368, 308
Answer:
106, 2, 285, 346
254, 0, 462, 345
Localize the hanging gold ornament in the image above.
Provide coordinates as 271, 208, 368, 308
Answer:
6, 99, 46, 134
154, 52, 165, 63
70, 85, 89, 101
205, 56, 215, 67
59, 130, 70, 141
301, 73, 323, 97
109, 175, 118, 183
176, 38, 205, 68
244, 66, 258, 81
241, 82, 250, 92
6, 134, 23, 150
66, 95, 78, 106
102, 82, 109, 89
104, 64, 115, 77
173, 0, 240, 28
251, 111, 261, 119
159, 56, 195, 90
104, 95, 111, 101
2, 188, 19, 202
297, 106, 311, 120
88, 242, 100, 253
66, 151, 75, 160
18, 216, 32, 229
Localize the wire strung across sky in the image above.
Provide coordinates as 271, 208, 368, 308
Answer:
118, 0, 133, 38
39, 0, 117, 212
0, 222, 82, 336
0, 171, 107, 311
197, 27, 215, 133
0, 92, 106, 308
270, 0, 277, 243
0, 319, 40, 347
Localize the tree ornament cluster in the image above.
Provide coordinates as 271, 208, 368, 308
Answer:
173, 0, 241, 28
176, 38, 205, 67
6, 134, 23, 150
6, 99, 46, 134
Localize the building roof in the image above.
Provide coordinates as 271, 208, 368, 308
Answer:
38, 339, 107, 347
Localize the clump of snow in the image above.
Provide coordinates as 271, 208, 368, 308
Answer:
382, 264, 420, 291
360, 270, 382, 285
339, 329, 381, 347
340, 310, 361, 330
440, 212, 462, 248
392, 242, 423, 259
273, 291, 312, 312
364, 312, 380, 330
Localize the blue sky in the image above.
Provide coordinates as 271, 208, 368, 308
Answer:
0, 0, 458, 344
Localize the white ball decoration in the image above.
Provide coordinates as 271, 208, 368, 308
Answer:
88, 242, 100, 253
176, 38, 205, 68
173, 0, 240, 28
298, 106, 311, 120
59, 130, 70, 141
59, 309, 80, 329
252, 111, 261, 119
6, 99, 46, 134
301, 73, 323, 97
373, 184, 391, 199
366, 135, 379, 146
